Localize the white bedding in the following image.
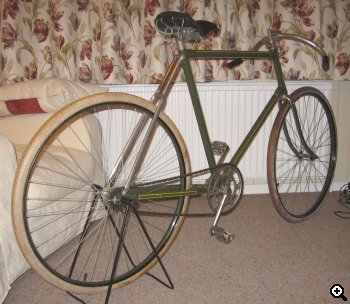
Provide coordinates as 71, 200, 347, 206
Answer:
0, 134, 99, 303
0, 135, 28, 303
0, 79, 108, 303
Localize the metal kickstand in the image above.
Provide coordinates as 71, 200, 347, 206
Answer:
67, 198, 174, 304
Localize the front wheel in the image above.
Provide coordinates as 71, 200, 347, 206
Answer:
267, 87, 337, 222
12, 92, 191, 294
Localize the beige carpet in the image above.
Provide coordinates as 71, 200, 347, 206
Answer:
4, 193, 350, 304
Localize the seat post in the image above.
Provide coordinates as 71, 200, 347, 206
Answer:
176, 37, 186, 52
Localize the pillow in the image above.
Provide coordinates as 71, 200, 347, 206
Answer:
0, 78, 108, 116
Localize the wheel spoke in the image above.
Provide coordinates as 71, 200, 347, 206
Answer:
268, 88, 336, 221
13, 95, 189, 293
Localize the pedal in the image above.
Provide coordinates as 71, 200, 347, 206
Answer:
209, 225, 234, 244
211, 141, 229, 165
211, 141, 229, 156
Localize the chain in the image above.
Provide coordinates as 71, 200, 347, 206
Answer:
135, 163, 238, 218
137, 162, 235, 187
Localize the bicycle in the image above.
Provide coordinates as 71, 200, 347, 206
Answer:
12, 11, 337, 301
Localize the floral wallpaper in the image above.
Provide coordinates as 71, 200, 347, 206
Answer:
0, 0, 349, 85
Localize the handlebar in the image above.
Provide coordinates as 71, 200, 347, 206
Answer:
228, 31, 330, 72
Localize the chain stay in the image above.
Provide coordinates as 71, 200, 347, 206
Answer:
136, 162, 235, 188
131, 163, 241, 218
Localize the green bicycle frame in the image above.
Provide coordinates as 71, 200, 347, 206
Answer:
123, 44, 290, 201
179, 46, 288, 169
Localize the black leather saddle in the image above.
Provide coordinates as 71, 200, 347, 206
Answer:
155, 11, 218, 40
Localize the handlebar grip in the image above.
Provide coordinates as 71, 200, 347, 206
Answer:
227, 58, 244, 69
322, 55, 330, 71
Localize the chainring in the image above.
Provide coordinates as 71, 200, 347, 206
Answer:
206, 165, 243, 213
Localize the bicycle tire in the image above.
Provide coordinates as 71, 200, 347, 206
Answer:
12, 92, 191, 294
267, 86, 337, 222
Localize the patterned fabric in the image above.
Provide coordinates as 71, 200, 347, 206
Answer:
0, 0, 349, 85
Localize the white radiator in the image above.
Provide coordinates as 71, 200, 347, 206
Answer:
105, 80, 333, 194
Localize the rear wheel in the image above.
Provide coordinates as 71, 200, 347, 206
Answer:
267, 87, 337, 222
12, 92, 191, 293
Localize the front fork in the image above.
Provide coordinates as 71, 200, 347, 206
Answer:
279, 94, 318, 160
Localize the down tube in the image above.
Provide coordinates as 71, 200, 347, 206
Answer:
229, 88, 284, 166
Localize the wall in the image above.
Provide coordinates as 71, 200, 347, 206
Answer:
331, 81, 350, 190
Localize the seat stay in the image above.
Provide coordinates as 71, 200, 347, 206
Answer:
107, 56, 183, 188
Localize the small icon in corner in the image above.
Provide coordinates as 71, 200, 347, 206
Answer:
330, 284, 347, 301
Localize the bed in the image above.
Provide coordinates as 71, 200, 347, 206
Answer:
0, 78, 108, 303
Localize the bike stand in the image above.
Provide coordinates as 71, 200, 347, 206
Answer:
67, 199, 174, 304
